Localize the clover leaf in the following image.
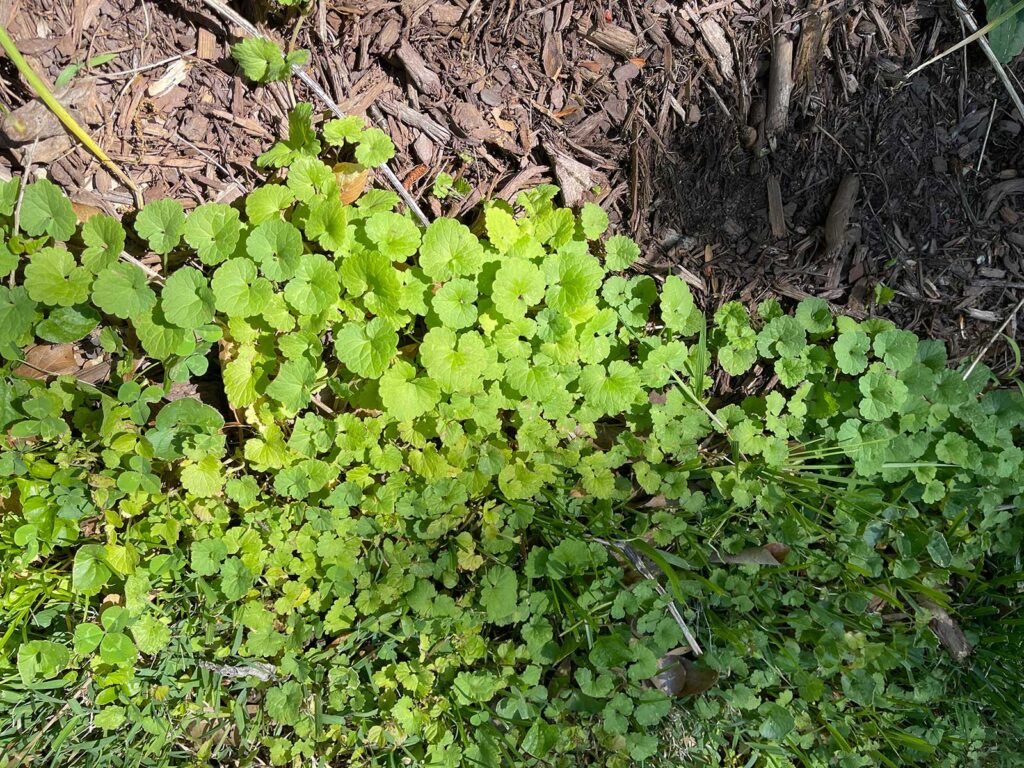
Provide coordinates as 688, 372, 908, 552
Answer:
834, 330, 871, 375
0, 286, 38, 346
579, 360, 642, 415
286, 157, 337, 203
492, 258, 545, 320
339, 251, 400, 315
757, 316, 806, 359
580, 202, 609, 240
858, 363, 909, 421
266, 358, 318, 413
322, 116, 365, 146
433, 278, 479, 329
305, 196, 349, 253
81, 214, 126, 272
364, 211, 421, 261
545, 248, 602, 314
354, 127, 395, 168
245, 184, 295, 224
604, 234, 640, 270
873, 328, 918, 372
284, 253, 340, 316
257, 103, 320, 169
212, 258, 273, 318
36, 304, 100, 343
479, 565, 519, 625
420, 327, 488, 393
135, 199, 185, 254
219, 556, 254, 601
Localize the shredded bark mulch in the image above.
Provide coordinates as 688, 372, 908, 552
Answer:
2, 0, 1022, 369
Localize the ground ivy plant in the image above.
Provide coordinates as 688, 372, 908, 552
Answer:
0, 106, 1022, 767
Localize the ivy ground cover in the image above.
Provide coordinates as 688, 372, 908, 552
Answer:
0, 108, 1022, 767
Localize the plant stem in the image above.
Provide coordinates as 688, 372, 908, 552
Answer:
0, 23, 144, 208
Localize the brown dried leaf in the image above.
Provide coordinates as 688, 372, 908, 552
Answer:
333, 163, 370, 205
710, 543, 791, 566
922, 599, 972, 664
543, 141, 596, 207
14, 344, 79, 378
651, 653, 718, 697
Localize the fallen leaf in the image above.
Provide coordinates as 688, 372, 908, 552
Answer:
333, 162, 370, 204
651, 652, 718, 697
14, 344, 79, 378
922, 599, 972, 664
710, 543, 791, 566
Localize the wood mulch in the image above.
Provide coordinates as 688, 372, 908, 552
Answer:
2, 0, 1022, 370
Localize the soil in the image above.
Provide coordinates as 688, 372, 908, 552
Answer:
2, 0, 1023, 370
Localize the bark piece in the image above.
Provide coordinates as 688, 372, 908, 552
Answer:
394, 40, 442, 97
378, 99, 452, 144
689, 13, 734, 82
765, 35, 794, 140
585, 22, 638, 58
794, 0, 832, 89
767, 175, 787, 238
542, 29, 565, 78
197, 27, 218, 60
825, 174, 860, 256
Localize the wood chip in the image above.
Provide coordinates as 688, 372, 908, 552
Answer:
765, 35, 794, 140
921, 599, 972, 664
394, 40, 441, 97
542, 30, 565, 79
197, 27, 218, 60
688, 13, 734, 82
794, 0, 832, 89
378, 98, 452, 144
825, 174, 860, 256
767, 175, 787, 238
585, 21, 638, 58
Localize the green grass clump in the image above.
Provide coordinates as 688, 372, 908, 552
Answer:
0, 106, 1022, 767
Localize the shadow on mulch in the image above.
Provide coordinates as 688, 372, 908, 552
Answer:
655, 19, 1024, 367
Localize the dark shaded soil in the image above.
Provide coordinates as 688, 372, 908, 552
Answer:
1, 0, 1022, 369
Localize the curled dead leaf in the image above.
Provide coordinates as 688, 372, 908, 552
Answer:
922, 599, 972, 664
13, 343, 112, 384
710, 543, 791, 566
333, 162, 370, 204
651, 651, 718, 697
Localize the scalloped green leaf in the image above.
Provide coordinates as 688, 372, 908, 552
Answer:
135, 199, 185, 255
162, 267, 216, 328
24, 247, 92, 307
20, 179, 76, 241
183, 203, 242, 265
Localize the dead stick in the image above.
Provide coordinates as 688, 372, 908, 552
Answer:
767, 174, 787, 238
962, 294, 1024, 380
951, 0, 1024, 121
824, 174, 860, 257
196, 0, 430, 226
765, 34, 794, 140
